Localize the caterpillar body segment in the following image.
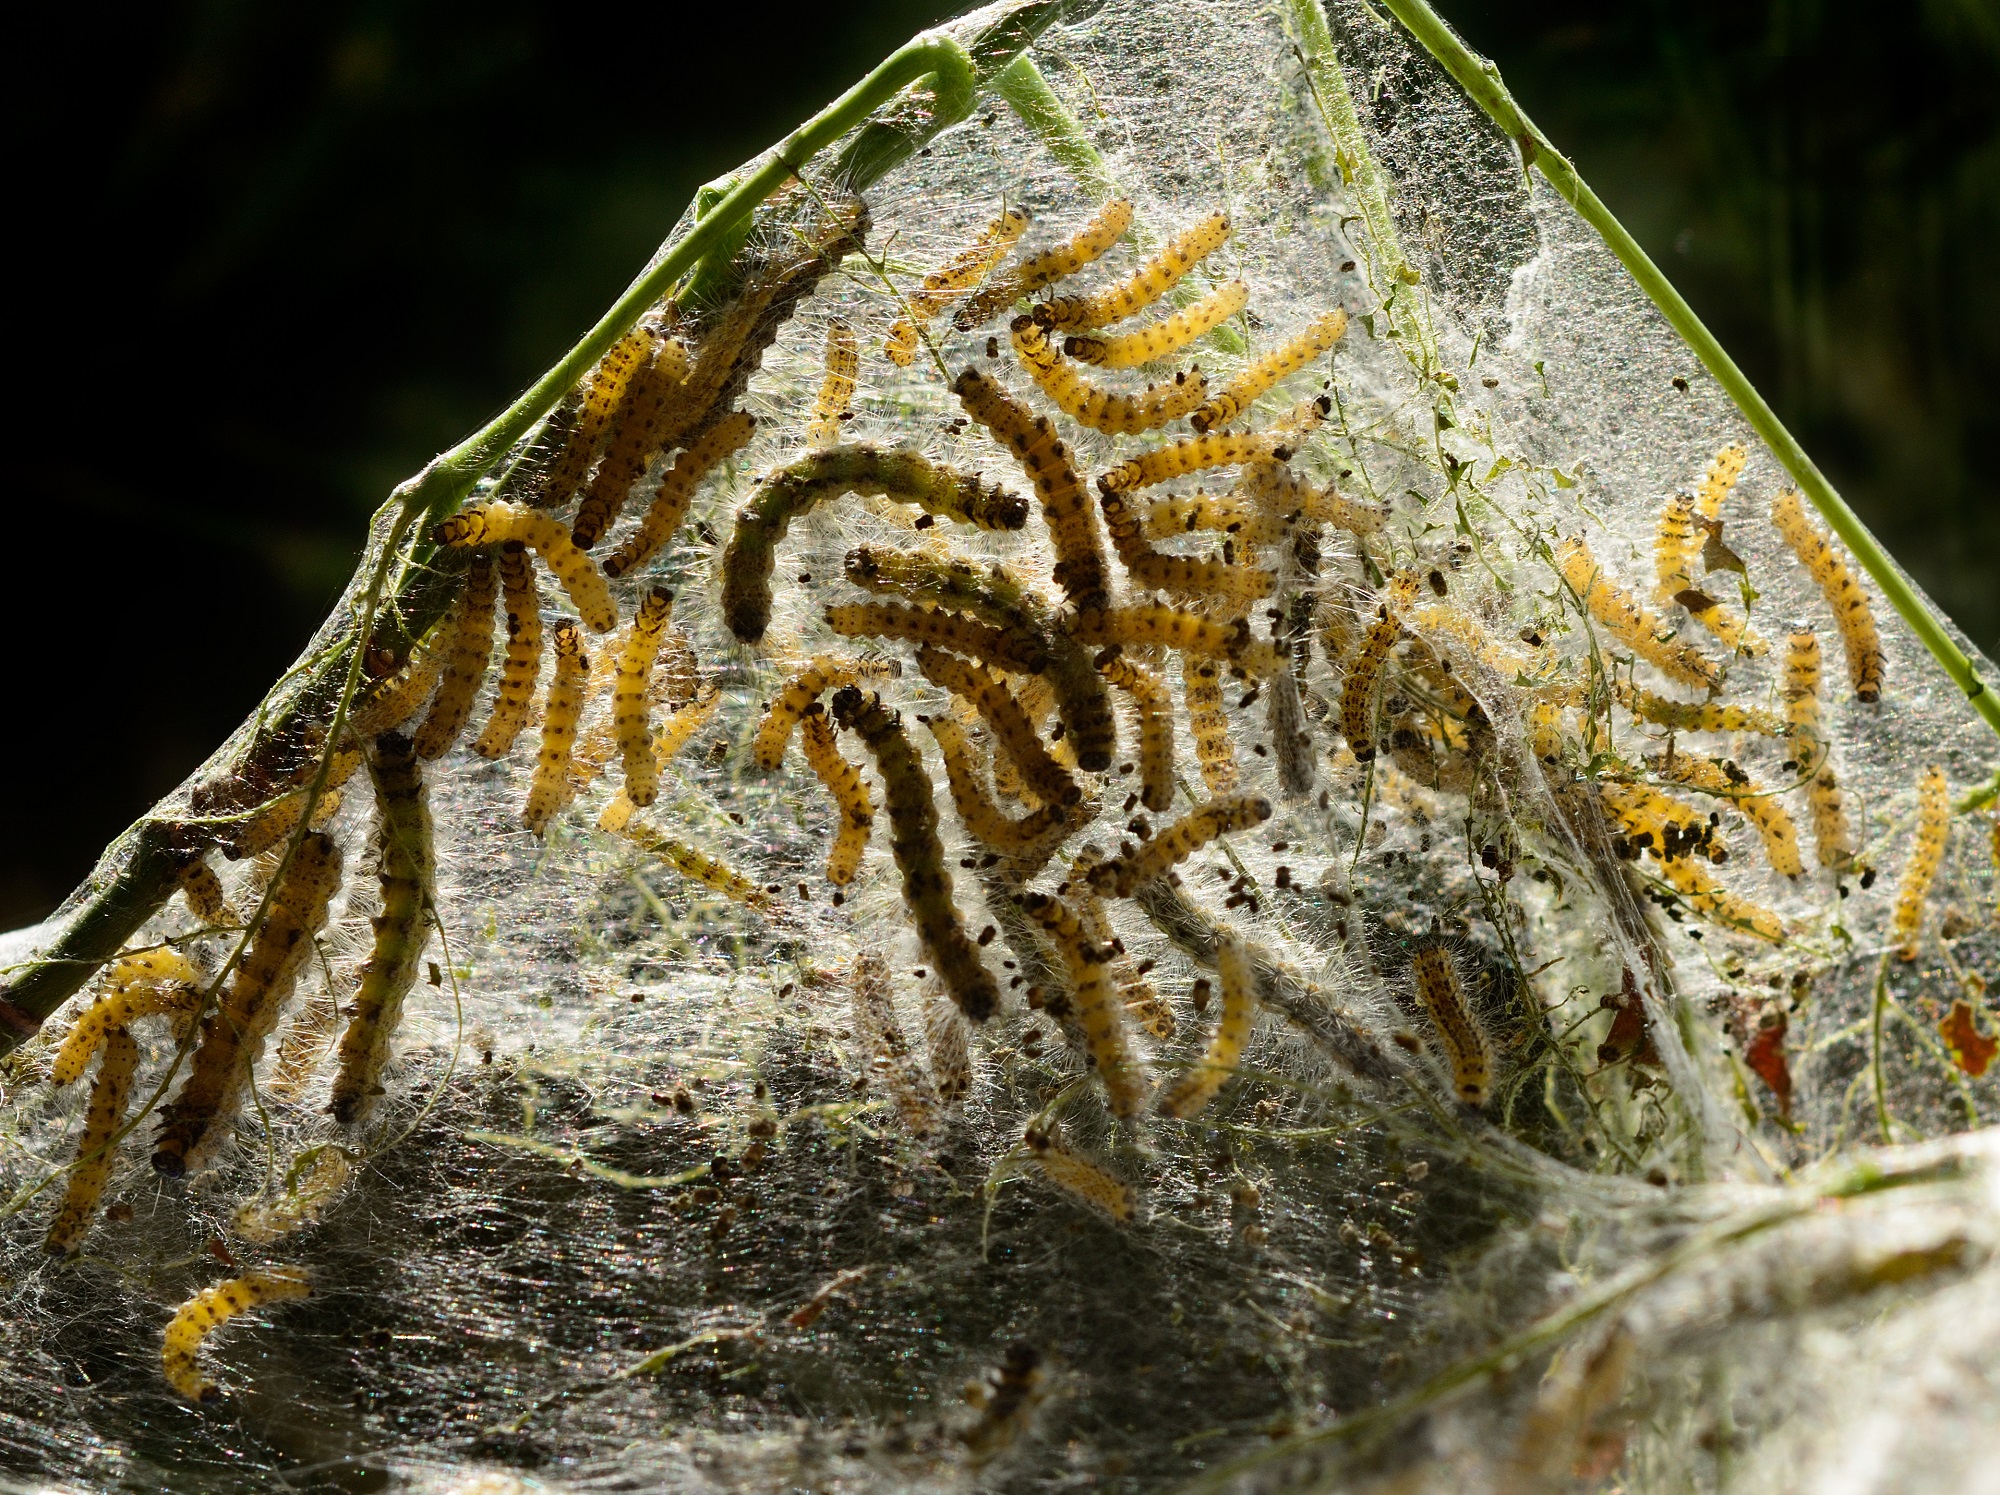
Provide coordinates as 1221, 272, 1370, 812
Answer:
329, 733, 434, 1125
886, 204, 1031, 363
952, 367, 1108, 611
916, 647, 1078, 810
1653, 492, 1763, 656
1064, 280, 1249, 369
411, 551, 499, 760
1098, 430, 1292, 495
161, 1269, 312, 1403
52, 951, 203, 1086
613, 588, 676, 808
1033, 211, 1229, 332
1267, 669, 1316, 799
1144, 493, 1291, 548
597, 685, 723, 831
800, 711, 873, 886
1074, 604, 1286, 676
570, 334, 694, 548
1893, 767, 1951, 959
1654, 856, 1786, 943
1649, 753, 1804, 879
1555, 536, 1719, 691
1067, 847, 1174, 1041
1783, 629, 1856, 870
832, 689, 1000, 1022
1098, 655, 1175, 812
233, 1147, 353, 1243
1098, 488, 1274, 601
346, 629, 448, 740
177, 857, 232, 926
807, 319, 858, 445
1157, 934, 1256, 1117
1619, 683, 1787, 738
1339, 608, 1401, 762
1190, 309, 1348, 433
841, 546, 1050, 674
433, 502, 616, 633
531, 325, 657, 510
220, 747, 362, 862
523, 621, 588, 835
850, 950, 939, 1137
618, 821, 773, 911
1410, 944, 1493, 1108
826, 601, 1047, 675
952, 197, 1134, 331
1018, 893, 1148, 1118
925, 714, 1071, 857
1770, 491, 1885, 702
1600, 782, 1724, 865
602, 409, 757, 579
1088, 794, 1273, 899
1694, 444, 1748, 517
153, 832, 344, 1177
1184, 657, 1239, 793
1529, 699, 1567, 765
46, 1028, 140, 1255
472, 541, 543, 758
754, 655, 901, 770
1023, 1126, 1136, 1221
1008, 316, 1207, 434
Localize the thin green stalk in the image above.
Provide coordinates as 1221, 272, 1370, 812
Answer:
990, 55, 1118, 202
1371, 0, 2000, 743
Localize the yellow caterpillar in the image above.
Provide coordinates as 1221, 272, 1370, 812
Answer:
1411, 944, 1493, 1108
471, 541, 542, 758
1098, 487, 1274, 601
329, 733, 434, 1125
754, 655, 901, 771
1087, 793, 1272, 899
1008, 316, 1208, 434
569, 333, 694, 548
602, 409, 757, 579
613, 587, 676, 808
1157, 934, 1256, 1117
916, 646, 1078, 811
233, 1147, 352, 1244
1098, 429, 1292, 494
1190, 309, 1348, 432
849, 950, 939, 1137
1074, 603, 1286, 676
1183, 656, 1239, 793
925, 713, 1071, 857
176, 856, 232, 926
1618, 682, 1787, 738
799, 710, 873, 886
1695, 444, 1747, 521
45, 1028, 140, 1255
529, 324, 658, 510
1023, 1125, 1136, 1221
1097, 655, 1175, 812
1650, 753, 1803, 878
346, 628, 448, 740
1066, 847, 1174, 1041
153, 832, 344, 1176
1782, 629, 1856, 870
826, 601, 1047, 675
412, 551, 499, 761
1018, 893, 1148, 1118
596, 685, 723, 832
1770, 492, 1884, 702
1892, 766, 1951, 960
161, 1269, 312, 1402
952, 197, 1133, 331
523, 620, 588, 835
1600, 781, 1725, 865
52, 949, 202, 1085
885, 204, 1031, 363
1654, 855, 1786, 943
832, 688, 1000, 1022
1555, 536, 1719, 690
1652, 492, 1761, 655
1064, 280, 1249, 369
807, 318, 858, 445
617, 820, 773, 911
433, 502, 616, 633
1144, 493, 1291, 548
1339, 606, 1401, 762
220, 747, 361, 861
1033, 210, 1230, 332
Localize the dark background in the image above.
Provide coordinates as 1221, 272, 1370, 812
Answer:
6, 0, 1995, 928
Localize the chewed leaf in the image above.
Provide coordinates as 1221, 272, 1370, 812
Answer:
1939, 1000, 1998, 1078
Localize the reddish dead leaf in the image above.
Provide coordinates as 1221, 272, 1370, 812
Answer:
1744, 1012, 1792, 1120
1596, 968, 1658, 1068
1939, 1000, 1998, 1078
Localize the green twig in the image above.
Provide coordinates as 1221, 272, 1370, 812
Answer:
990, 55, 1118, 202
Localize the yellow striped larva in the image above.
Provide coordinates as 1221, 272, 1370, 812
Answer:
602, 409, 757, 579
530, 324, 657, 511
1618, 682, 1788, 738
1018, 892, 1148, 1118
1157, 933, 1256, 1118
1033, 210, 1230, 332
807, 319, 858, 446
161, 1269, 312, 1403
1074, 603, 1287, 676
1087, 793, 1272, 900
45, 1028, 139, 1255
597, 685, 723, 831
616, 820, 774, 911
1064, 280, 1249, 370
1339, 607, 1401, 762
220, 747, 361, 861
1652, 492, 1762, 655
1770, 491, 1884, 702
1023, 1125, 1136, 1221
1184, 656, 1238, 794
925, 713, 1071, 858
1648, 752, 1804, 878
832, 688, 1000, 1023
232, 1147, 352, 1244
1783, 629, 1856, 870
1143, 493, 1291, 548
849, 949, 939, 1137
1190, 309, 1348, 433
1529, 699, 1567, 765
471, 541, 542, 758
1892, 766, 1951, 960
432, 502, 617, 633
1654, 855, 1786, 943
1599, 781, 1725, 865
153, 832, 344, 1177
51, 951, 201, 1085
177, 856, 232, 926
1066, 847, 1174, 1041
412, 550, 499, 761
522, 620, 588, 835
1098, 486, 1274, 601
1008, 316, 1208, 434
1695, 444, 1748, 521
569, 333, 693, 548
329, 732, 434, 1125
885, 205, 1031, 363
1097, 654, 1175, 813
916, 646, 1078, 812
799, 710, 873, 887
1098, 429, 1292, 495
346, 626, 447, 741
1411, 944, 1493, 1108
613, 587, 676, 809
841, 546, 1051, 676
1555, 536, 1720, 690
952, 197, 1134, 331
753, 655, 902, 771
826, 601, 1047, 675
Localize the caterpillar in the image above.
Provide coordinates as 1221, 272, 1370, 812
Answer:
925, 713, 1071, 857
952, 197, 1134, 331
1600, 781, 1725, 865
613, 587, 676, 808
412, 551, 499, 760
1064, 280, 1249, 369
1892, 766, 1951, 960
961, 1342, 1054, 1465
1529, 699, 1567, 765
1618, 682, 1788, 738
177, 856, 233, 926
849, 949, 939, 1138
1652, 492, 1762, 656
1190, 309, 1348, 432
1008, 316, 1208, 434
1097, 429, 1292, 494
617, 820, 774, 911
1648, 752, 1804, 878
825, 601, 1047, 675
433, 502, 617, 633
832, 688, 1000, 1022
522, 620, 588, 835
596, 685, 723, 832
1695, 444, 1748, 521
1782, 629, 1856, 870
1184, 656, 1239, 793
1074, 603, 1287, 676
1143, 493, 1291, 548
471, 541, 542, 758
1654, 855, 1786, 943
1770, 491, 1884, 702
45, 1028, 140, 1255
1034, 210, 1229, 332
721, 444, 1028, 641
925, 984, 976, 1106
153, 831, 344, 1177
329, 733, 434, 1125
916, 646, 1078, 811
754, 655, 902, 771
569, 333, 694, 548
841, 546, 1051, 678
799, 710, 873, 886
1157, 933, 1257, 1117
1066, 847, 1175, 1041
1339, 607, 1401, 762
51, 950, 202, 1086
602, 409, 757, 579
233, 1147, 353, 1244
1267, 669, 1316, 800
885, 204, 1031, 364
220, 746, 362, 862
1097, 655, 1175, 812
952, 367, 1108, 611
1087, 793, 1272, 899
1410, 944, 1493, 1108
346, 627, 448, 740
1098, 486, 1274, 601
530, 324, 658, 510
1555, 536, 1720, 690
1018, 892, 1148, 1117
160, 1269, 312, 1403
1023, 1125, 1136, 1221
807, 319, 858, 446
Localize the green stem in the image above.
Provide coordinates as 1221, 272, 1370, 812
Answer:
990, 55, 1119, 202
1372, 0, 2000, 743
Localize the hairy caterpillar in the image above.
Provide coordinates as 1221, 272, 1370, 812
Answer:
602, 409, 757, 579
1074, 604, 1286, 676
1410, 944, 1492, 1108
885, 204, 1031, 364
160, 1269, 312, 1403
826, 601, 1047, 675
1008, 316, 1208, 434
1156, 933, 1256, 1117
1097, 429, 1291, 495
1339, 607, 1402, 762
1529, 699, 1567, 765
832, 688, 1000, 1022
412, 551, 499, 760
329, 733, 434, 1125
1190, 309, 1348, 432
1770, 492, 1884, 702
1066, 847, 1175, 1041
1782, 629, 1856, 870
1618, 682, 1787, 738
1648, 752, 1804, 878
842, 546, 1052, 682
472, 541, 542, 758
153, 832, 344, 1177
1183, 656, 1239, 793
433, 502, 617, 633
1098, 486, 1274, 601
799, 710, 873, 886
1695, 444, 1747, 520
754, 655, 901, 771
523, 620, 588, 835
176, 856, 232, 926
1555, 536, 1720, 690
1088, 793, 1272, 899
1892, 766, 1951, 960
613, 587, 676, 808
346, 626, 449, 740
1018, 892, 1148, 1117
51, 950, 202, 1086
925, 713, 1071, 858
916, 646, 1078, 810
952, 366, 1108, 611
617, 820, 774, 911
1033, 210, 1230, 332
1652, 492, 1762, 655
1064, 280, 1249, 369
1144, 493, 1290, 548
1268, 669, 1315, 800
1600, 781, 1725, 865
596, 685, 723, 832
1023, 1125, 1136, 1221
45, 1028, 139, 1255
569, 333, 694, 548
807, 318, 858, 446
849, 949, 939, 1137
530, 325, 658, 510
220, 746, 362, 862
952, 197, 1134, 331
1654, 855, 1786, 943
233, 1147, 352, 1244
1098, 654, 1175, 812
